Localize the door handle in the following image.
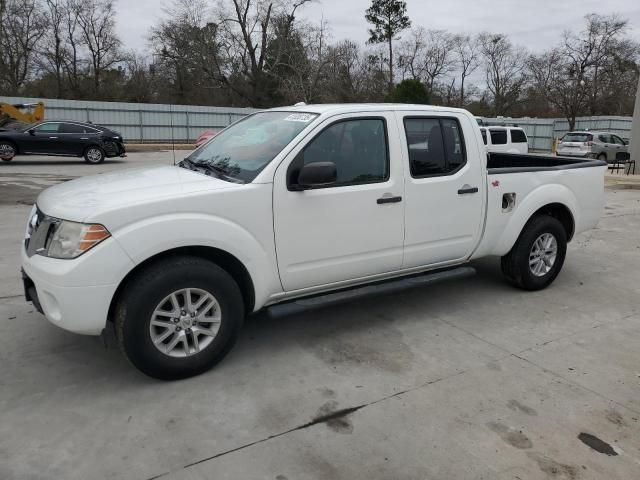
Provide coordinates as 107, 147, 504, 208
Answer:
377, 195, 402, 204
48, 136, 58, 139
458, 186, 479, 195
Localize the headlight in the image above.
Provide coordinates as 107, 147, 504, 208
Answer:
46, 220, 111, 259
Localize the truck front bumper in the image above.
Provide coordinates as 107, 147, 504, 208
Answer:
21, 239, 134, 335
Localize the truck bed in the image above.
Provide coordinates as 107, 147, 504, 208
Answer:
487, 152, 606, 174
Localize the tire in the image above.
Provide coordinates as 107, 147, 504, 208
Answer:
597, 153, 607, 163
84, 145, 105, 164
115, 256, 245, 380
501, 215, 567, 291
0, 141, 16, 161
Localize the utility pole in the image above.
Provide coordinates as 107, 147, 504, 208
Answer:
631, 75, 640, 175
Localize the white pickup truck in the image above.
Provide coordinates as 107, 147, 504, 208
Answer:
21, 104, 606, 379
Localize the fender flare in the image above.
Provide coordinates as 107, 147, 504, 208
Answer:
111, 213, 281, 311
493, 184, 578, 256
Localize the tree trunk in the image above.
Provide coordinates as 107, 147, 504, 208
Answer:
388, 37, 393, 93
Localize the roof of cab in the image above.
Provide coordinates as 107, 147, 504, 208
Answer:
266, 103, 470, 116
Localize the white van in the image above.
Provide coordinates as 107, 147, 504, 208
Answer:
480, 126, 529, 154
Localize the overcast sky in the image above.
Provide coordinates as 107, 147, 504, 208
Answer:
115, 0, 640, 54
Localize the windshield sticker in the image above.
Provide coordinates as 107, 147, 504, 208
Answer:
284, 113, 315, 123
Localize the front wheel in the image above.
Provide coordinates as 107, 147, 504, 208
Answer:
501, 215, 567, 290
115, 256, 244, 380
84, 146, 105, 164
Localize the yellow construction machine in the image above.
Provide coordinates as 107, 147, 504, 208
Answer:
0, 102, 45, 128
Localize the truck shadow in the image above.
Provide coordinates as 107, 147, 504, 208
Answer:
16, 257, 513, 386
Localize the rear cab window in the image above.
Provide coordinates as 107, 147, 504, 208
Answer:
403, 117, 467, 177
510, 129, 527, 143
489, 129, 507, 145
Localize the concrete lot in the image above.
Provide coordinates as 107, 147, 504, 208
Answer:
1, 153, 640, 480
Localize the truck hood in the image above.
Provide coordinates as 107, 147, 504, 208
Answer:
37, 165, 239, 222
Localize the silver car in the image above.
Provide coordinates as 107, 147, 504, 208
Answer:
556, 131, 629, 162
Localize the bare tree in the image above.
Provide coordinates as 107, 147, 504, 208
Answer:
276, 19, 333, 103
452, 34, 480, 107
569, 14, 628, 115
39, 0, 71, 97
76, 0, 121, 96
529, 14, 639, 129
0, 0, 47, 94
479, 33, 527, 116
529, 49, 589, 130
398, 28, 455, 93
215, 0, 312, 107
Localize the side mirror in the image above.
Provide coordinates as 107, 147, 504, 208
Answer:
624, 139, 629, 146
28, 128, 36, 135
295, 161, 337, 190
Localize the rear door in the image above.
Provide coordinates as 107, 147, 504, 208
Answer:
611, 135, 627, 157
273, 113, 405, 291
399, 112, 485, 268
59, 123, 90, 155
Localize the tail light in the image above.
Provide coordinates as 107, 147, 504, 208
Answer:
584, 141, 593, 146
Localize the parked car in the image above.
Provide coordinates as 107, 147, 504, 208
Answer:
556, 131, 628, 162
21, 104, 606, 379
0, 120, 126, 164
195, 129, 219, 148
479, 126, 529, 154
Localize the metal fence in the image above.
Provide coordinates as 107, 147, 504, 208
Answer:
480, 116, 633, 152
1, 96, 633, 150
0, 96, 257, 143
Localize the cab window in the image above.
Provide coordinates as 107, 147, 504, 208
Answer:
510, 129, 527, 143
34, 123, 61, 133
292, 118, 389, 187
403, 117, 467, 177
60, 123, 86, 134
489, 129, 507, 145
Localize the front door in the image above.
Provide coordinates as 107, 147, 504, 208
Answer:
22, 122, 62, 153
399, 112, 485, 268
273, 113, 405, 292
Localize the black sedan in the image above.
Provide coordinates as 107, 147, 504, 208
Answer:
0, 120, 126, 164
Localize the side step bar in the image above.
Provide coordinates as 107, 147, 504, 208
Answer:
271, 266, 475, 312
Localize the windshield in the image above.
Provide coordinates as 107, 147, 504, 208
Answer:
562, 133, 593, 143
184, 111, 318, 183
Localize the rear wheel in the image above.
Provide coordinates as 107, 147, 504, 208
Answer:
84, 146, 105, 164
501, 215, 567, 290
598, 153, 607, 163
115, 256, 244, 380
0, 141, 16, 161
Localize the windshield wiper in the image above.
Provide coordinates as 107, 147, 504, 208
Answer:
178, 158, 244, 184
